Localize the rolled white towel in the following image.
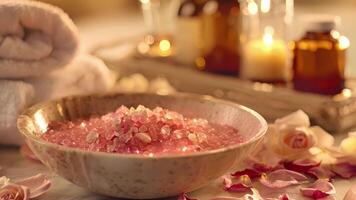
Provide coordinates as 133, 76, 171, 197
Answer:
0, 0, 79, 78
0, 80, 34, 145
27, 54, 117, 103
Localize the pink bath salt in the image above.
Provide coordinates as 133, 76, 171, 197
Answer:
41, 105, 243, 155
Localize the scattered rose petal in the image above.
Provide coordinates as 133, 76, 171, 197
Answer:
282, 159, 320, 174
307, 166, 335, 180
343, 184, 356, 200
0, 177, 10, 187
259, 169, 307, 188
223, 176, 251, 193
300, 179, 335, 199
177, 193, 198, 200
340, 136, 356, 155
15, 174, 51, 198
231, 169, 262, 179
277, 194, 291, 200
330, 162, 356, 179
309, 126, 334, 147
20, 145, 40, 162
274, 110, 310, 127
0, 184, 29, 200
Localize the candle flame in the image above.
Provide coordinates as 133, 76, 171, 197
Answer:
263, 26, 274, 46
159, 39, 171, 52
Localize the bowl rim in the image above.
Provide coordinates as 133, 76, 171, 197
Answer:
17, 92, 268, 159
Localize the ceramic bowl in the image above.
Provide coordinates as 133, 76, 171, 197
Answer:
17, 93, 267, 199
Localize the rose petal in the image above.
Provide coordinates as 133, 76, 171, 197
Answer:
231, 169, 262, 179
330, 162, 356, 179
340, 136, 356, 155
307, 166, 336, 180
343, 184, 356, 200
15, 174, 51, 198
0, 177, 10, 187
300, 179, 335, 199
20, 145, 40, 162
277, 194, 291, 200
0, 184, 29, 200
282, 159, 320, 174
223, 177, 251, 193
225, 183, 251, 193
259, 169, 308, 188
177, 193, 198, 200
274, 110, 310, 127
310, 126, 334, 147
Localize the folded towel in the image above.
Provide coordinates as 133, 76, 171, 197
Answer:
0, 0, 79, 78
27, 54, 117, 103
0, 80, 34, 145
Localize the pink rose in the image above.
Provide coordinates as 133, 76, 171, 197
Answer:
0, 184, 29, 200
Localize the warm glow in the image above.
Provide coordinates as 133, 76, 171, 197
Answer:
339, 35, 350, 50
195, 57, 206, 70
137, 42, 149, 54
34, 111, 48, 133
331, 30, 340, 39
247, 1, 258, 15
261, 0, 270, 13
263, 26, 274, 46
140, 0, 150, 4
159, 39, 171, 52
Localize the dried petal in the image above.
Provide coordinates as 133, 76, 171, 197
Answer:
300, 179, 335, 199
231, 169, 262, 179
259, 169, 307, 188
282, 159, 320, 174
307, 166, 336, 180
277, 194, 291, 200
340, 136, 356, 155
343, 184, 356, 200
330, 162, 356, 179
223, 176, 251, 193
274, 110, 310, 127
15, 174, 51, 198
177, 193, 198, 200
310, 126, 334, 147
0, 177, 10, 187
0, 184, 29, 200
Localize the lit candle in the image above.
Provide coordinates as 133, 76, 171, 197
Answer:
242, 27, 288, 83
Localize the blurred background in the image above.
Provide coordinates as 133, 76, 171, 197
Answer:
38, 0, 356, 75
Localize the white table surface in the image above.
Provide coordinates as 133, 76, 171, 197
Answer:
0, 139, 355, 200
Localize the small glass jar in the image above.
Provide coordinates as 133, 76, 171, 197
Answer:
198, 0, 241, 75
175, 0, 206, 65
138, 0, 179, 57
292, 16, 349, 95
240, 0, 293, 83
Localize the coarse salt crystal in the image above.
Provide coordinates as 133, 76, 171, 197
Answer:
86, 131, 99, 143
135, 132, 152, 143
188, 133, 198, 144
42, 105, 243, 155
139, 125, 148, 133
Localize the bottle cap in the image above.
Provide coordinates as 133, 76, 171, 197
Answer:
303, 15, 341, 32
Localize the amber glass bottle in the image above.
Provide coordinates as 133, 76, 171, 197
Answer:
292, 19, 348, 95
198, 0, 241, 75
